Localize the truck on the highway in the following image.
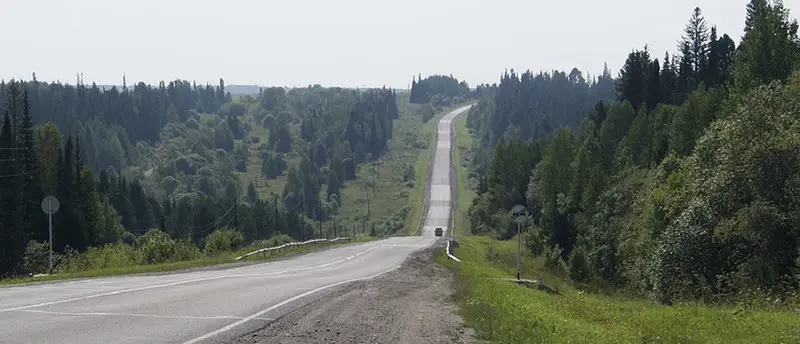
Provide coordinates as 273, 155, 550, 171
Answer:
435, 227, 443, 237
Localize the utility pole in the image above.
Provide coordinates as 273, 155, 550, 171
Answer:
233, 198, 239, 229
511, 205, 528, 281
274, 194, 279, 235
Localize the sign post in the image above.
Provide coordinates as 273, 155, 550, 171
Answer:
41, 196, 60, 275
510, 205, 529, 281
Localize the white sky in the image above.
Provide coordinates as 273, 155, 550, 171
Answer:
1, 0, 798, 88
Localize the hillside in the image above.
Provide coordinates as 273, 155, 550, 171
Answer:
461, 1, 800, 309
0, 74, 468, 278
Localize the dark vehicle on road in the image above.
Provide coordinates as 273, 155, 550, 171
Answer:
435, 227, 443, 237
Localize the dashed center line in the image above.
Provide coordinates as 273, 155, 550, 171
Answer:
17, 309, 275, 321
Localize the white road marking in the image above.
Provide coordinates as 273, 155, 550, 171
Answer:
0, 245, 380, 313
17, 309, 275, 321
181, 265, 402, 344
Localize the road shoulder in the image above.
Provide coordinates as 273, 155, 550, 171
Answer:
229, 245, 479, 344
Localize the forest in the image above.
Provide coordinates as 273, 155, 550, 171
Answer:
0, 74, 401, 276
467, 0, 800, 303
409, 74, 471, 107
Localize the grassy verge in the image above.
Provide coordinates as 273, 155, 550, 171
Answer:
0, 236, 374, 286
452, 111, 475, 237
439, 115, 800, 344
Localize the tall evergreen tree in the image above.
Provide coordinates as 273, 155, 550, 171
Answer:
734, 0, 800, 91
681, 7, 710, 84
645, 59, 661, 110
19, 91, 43, 241
0, 111, 17, 275
661, 52, 677, 104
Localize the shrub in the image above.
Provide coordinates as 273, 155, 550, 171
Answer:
58, 243, 137, 273
204, 227, 245, 255
22, 241, 51, 275
524, 226, 549, 256
135, 229, 202, 264
543, 244, 567, 275
568, 245, 590, 282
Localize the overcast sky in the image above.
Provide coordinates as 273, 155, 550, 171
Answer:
1, 0, 799, 89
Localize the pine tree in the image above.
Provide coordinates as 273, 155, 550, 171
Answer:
676, 42, 694, 103
617, 48, 651, 110
247, 181, 258, 204
19, 91, 44, 241
645, 59, 661, 110
734, 0, 800, 91
661, 52, 677, 104
681, 7, 709, 85
326, 170, 340, 202
0, 111, 16, 275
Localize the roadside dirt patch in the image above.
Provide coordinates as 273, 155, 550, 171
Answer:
230, 246, 478, 344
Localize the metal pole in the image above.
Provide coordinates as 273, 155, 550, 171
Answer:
516, 221, 521, 281
48, 200, 53, 275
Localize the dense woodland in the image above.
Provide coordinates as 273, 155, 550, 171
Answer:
0, 72, 399, 276
468, 1, 800, 303
409, 74, 471, 106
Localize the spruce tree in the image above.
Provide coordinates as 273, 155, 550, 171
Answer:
681, 7, 709, 85
19, 91, 44, 241
247, 181, 258, 204
645, 59, 661, 110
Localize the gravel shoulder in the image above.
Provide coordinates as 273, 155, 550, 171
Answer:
229, 245, 479, 344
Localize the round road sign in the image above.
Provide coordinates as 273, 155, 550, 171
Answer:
41, 196, 60, 215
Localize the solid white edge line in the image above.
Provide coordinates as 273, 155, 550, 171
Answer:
181, 265, 402, 344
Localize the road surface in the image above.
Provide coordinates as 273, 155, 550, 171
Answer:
421, 104, 473, 237
0, 237, 435, 344
0, 104, 473, 344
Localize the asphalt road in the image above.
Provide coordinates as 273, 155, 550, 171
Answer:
422, 104, 473, 237
0, 104, 472, 344
0, 237, 435, 344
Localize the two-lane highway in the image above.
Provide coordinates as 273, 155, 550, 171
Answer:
422, 104, 473, 237
0, 237, 434, 344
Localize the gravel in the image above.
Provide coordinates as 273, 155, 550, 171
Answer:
228, 246, 479, 344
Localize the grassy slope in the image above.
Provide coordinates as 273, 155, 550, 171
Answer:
235, 96, 470, 237
438, 112, 800, 344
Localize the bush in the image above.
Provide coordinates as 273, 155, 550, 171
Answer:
568, 245, 590, 282
204, 227, 245, 255
22, 241, 51, 275
524, 226, 549, 256
543, 244, 567, 275
135, 229, 202, 264
58, 243, 137, 273
419, 104, 435, 123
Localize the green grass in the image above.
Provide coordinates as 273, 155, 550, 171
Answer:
0, 236, 374, 286
452, 111, 475, 237
232, 95, 469, 237
440, 114, 800, 344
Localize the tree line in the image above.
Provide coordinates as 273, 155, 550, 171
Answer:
0, 77, 231, 173
468, 1, 800, 303
409, 74, 471, 106
466, 67, 616, 177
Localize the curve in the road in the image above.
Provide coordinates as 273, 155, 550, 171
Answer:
0, 237, 435, 344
